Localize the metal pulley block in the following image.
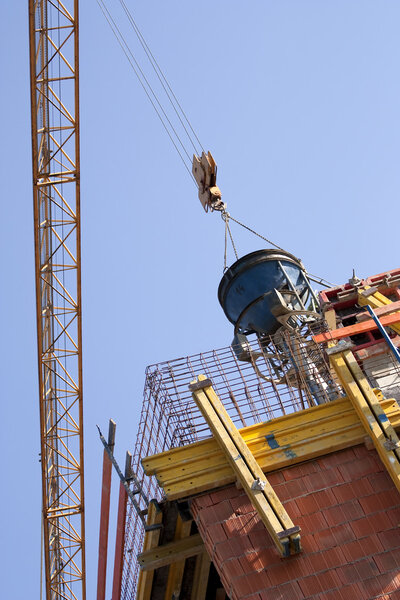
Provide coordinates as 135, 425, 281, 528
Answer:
192, 151, 222, 212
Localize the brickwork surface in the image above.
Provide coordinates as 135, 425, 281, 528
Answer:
191, 445, 400, 600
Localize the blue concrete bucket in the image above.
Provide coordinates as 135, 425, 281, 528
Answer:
218, 249, 310, 336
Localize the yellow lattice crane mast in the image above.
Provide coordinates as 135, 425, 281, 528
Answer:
28, 1, 86, 598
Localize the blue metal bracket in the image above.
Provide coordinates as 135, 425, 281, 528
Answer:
365, 305, 400, 365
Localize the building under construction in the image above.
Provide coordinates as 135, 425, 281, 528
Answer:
104, 258, 400, 600
27, 2, 400, 599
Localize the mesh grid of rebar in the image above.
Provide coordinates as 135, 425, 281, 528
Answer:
121, 334, 400, 599
119, 318, 400, 600
120, 329, 347, 598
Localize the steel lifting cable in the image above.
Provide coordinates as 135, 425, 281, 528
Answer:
223, 212, 228, 270
221, 205, 281, 271
97, 0, 197, 183
97, 1, 206, 190
224, 210, 285, 251
222, 209, 238, 271
97, 1, 334, 289
221, 207, 334, 287
118, 0, 204, 157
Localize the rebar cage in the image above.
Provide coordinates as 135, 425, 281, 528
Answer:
120, 329, 341, 598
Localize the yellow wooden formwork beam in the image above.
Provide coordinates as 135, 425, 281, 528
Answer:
136, 500, 163, 600
142, 395, 400, 501
358, 287, 400, 336
324, 308, 337, 333
137, 534, 204, 572
191, 551, 211, 600
190, 375, 301, 557
163, 514, 192, 600
203, 379, 300, 548
329, 349, 400, 494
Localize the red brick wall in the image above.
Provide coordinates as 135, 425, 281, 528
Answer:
190, 445, 400, 600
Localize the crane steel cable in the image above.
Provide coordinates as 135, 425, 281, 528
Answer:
97, 1, 334, 289
222, 210, 238, 271
118, 0, 205, 156
223, 209, 285, 251
221, 209, 335, 286
97, 0, 197, 183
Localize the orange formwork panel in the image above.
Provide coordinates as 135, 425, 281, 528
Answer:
313, 312, 400, 344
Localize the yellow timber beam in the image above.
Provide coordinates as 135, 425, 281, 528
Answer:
142, 395, 400, 501
137, 534, 204, 572
324, 308, 337, 332
329, 347, 400, 494
190, 375, 301, 557
163, 514, 192, 600
191, 551, 211, 600
136, 500, 163, 600
358, 286, 400, 336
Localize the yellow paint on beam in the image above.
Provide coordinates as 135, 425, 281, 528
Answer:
191, 551, 211, 600
163, 514, 192, 600
191, 376, 300, 557
324, 308, 337, 332
330, 349, 400, 494
205, 381, 300, 547
358, 287, 400, 336
142, 396, 400, 501
137, 534, 204, 572
136, 500, 163, 600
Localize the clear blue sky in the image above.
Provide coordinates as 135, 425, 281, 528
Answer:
2, 2, 400, 598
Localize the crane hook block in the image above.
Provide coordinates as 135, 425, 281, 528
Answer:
192, 151, 223, 212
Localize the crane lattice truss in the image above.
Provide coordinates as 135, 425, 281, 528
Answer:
28, 1, 86, 598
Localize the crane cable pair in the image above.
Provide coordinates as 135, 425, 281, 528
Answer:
97, 0, 201, 182
97, 0, 334, 288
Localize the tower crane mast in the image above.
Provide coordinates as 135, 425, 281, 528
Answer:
28, 1, 86, 598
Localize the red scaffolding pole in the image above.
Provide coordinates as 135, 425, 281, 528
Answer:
112, 454, 131, 600
97, 420, 116, 600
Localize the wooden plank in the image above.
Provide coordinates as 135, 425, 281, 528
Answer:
330, 350, 400, 494
204, 381, 296, 534
358, 288, 400, 336
313, 311, 400, 343
163, 514, 192, 600
142, 396, 400, 501
136, 500, 163, 600
160, 423, 362, 499
194, 387, 289, 555
192, 376, 300, 556
357, 299, 400, 320
137, 534, 204, 572
143, 397, 353, 474
344, 352, 400, 462
324, 308, 337, 332
191, 551, 211, 600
